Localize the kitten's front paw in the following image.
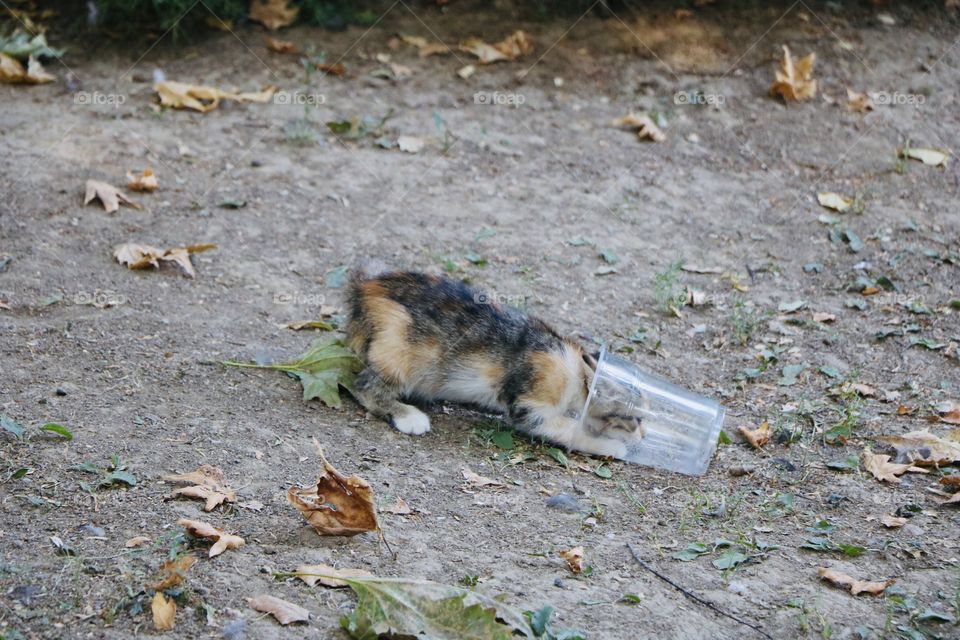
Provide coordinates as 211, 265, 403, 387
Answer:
391, 408, 431, 435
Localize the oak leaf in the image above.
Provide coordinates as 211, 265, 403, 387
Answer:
817, 567, 893, 595
287, 440, 378, 536
770, 45, 817, 102
178, 519, 245, 557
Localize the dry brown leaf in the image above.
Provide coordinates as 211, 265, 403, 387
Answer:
84, 179, 140, 213
558, 547, 584, 574
770, 45, 817, 102
460, 30, 532, 64
461, 467, 505, 488
0, 53, 55, 84
940, 475, 960, 487
155, 81, 275, 113
248, 594, 309, 625
897, 405, 916, 416
295, 563, 373, 587
385, 496, 413, 515
149, 554, 197, 590
943, 492, 960, 505
287, 440, 378, 536
817, 567, 893, 595
880, 514, 908, 528
152, 592, 177, 631
249, 0, 298, 30
817, 192, 853, 212
178, 519, 245, 558
126, 168, 158, 192
165, 464, 237, 511
401, 35, 451, 58
314, 62, 345, 76
846, 88, 874, 112
612, 113, 666, 143
937, 400, 960, 425
265, 36, 299, 54
113, 242, 216, 278
861, 450, 928, 484
877, 430, 960, 466
739, 421, 771, 449
125, 535, 150, 548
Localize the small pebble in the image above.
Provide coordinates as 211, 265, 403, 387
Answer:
56, 382, 78, 396
546, 493, 584, 513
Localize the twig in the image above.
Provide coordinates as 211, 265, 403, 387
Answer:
627, 544, 773, 640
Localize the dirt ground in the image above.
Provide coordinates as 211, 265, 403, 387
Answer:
2, 1, 959, 638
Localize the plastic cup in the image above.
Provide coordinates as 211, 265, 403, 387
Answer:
579, 347, 725, 476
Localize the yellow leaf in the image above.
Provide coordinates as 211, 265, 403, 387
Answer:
0, 53, 55, 84
249, 0, 298, 30
558, 547, 584, 574
770, 45, 817, 102
899, 147, 949, 167
612, 113, 666, 143
177, 519, 245, 558
845, 88, 874, 112
84, 179, 140, 213
152, 592, 177, 631
295, 564, 373, 587
817, 567, 893, 596
126, 168, 158, 192
817, 192, 853, 212
155, 80, 275, 113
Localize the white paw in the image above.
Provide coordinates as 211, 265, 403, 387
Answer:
391, 408, 431, 435
576, 437, 628, 459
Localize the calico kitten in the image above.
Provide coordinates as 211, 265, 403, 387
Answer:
346, 271, 644, 458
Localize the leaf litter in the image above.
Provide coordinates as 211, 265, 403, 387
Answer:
155, 81, 275, 113
164, 464, 237, 511
248, 594, 309, 625
770, 45, 817, 102
817, 568, 893, 596
861, 450, 928, 484
113, 242, 216, 278
84, 180, 140, 213
612, 113, 666, 142
178, 519, 245, 558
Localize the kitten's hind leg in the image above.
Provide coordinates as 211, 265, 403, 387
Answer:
352, 368, 431, 435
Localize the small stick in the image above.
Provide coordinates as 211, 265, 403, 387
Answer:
627, 544, 774, 640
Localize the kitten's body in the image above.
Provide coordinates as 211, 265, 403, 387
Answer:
346, 271, 642, 458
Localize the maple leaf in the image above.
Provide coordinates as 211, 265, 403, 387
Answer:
817, 567, 893, 596
165, 464, 237, 511
178, 519, 245, 558
861, 450, 927, 483
770, 45, 817, 102
84, 180, 140, 213
287, 440, 378, 536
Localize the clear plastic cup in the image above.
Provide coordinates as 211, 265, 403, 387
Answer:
579, 347, 725, 476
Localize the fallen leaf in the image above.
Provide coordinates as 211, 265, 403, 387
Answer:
152, 592, 177, 631
265, 37, 299, 54
401, 35, 451, 58
861, 450, 927, 484
314, 61, 345, 76
457, 64, 476, 79
125, 535, 150, 548
295, 564, 374, 587
249, 0, 298, 30
113, 242, 216, 278
460, 30, 532, 64
397, 135, 425, 153
877, 430, 960, 466
149, 554, 197, 590
899, 147, 949, 167
940, 475, 960, 487
770, 45, 817, 102
178, 519, 245, 558
285, 320, 335, 331
385, 496, 413, 515
845, 89, 874, 112
84, 180, 140, 213
222, 338, 362, 407
0, 53, 54, 84
461, 467, 504, 488
612, 113, 666, 142
287, 440, 378, 536
897, 405, 916, 416
248, 595, 309, 625
558, 547, 584, 574
817, 567, 893, 595
880, 515, 908, 528
817, 192, 853, 212
813, 312, 836, 323
126, 168, 158, 192
943, 492, 960, 506
165, 464, 237, 511
738, 421, 771, 449
155, 81, 276, 113
936, 400, 960, 424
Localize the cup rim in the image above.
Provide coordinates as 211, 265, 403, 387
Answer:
577, 344, 607, 430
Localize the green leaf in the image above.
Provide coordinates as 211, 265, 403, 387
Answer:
717, 430, 732, 445
824, 422, 852, 445
527, 605, 553, 636
819, 365, 842, 379
599, 250, 619, 265
593, 463, 612, 479
332, 576, 533, 640
671, 542, 710, 562
545, 447, 569, 468
1, 415, 25, 439
490, 431, 515, 450
917, 609, 954, 624
909, 336, 946, 350
778, 363, 808, 386
40, 423, 73, 440
778, 300, 807, 313
837, 543, 866, 557
619, 594, 642, 605
223, 338, 363, 409
825, 455, 859, 472
0, 31, 64, 60
711, 550, 749, 571
800, 536, 833, 552
104, 470, 137, 488
325, 265, 350, 289
464, 252, 487, 266
10, 467, 29, 480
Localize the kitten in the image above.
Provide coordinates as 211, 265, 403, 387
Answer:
346, 271, 644, 458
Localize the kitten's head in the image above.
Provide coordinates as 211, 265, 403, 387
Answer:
578, 350, 645, 439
